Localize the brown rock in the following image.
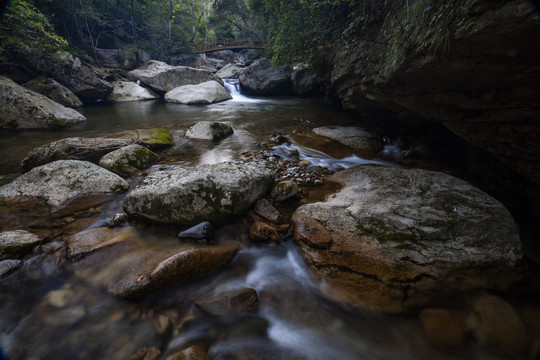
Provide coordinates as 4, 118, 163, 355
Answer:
253, 198, 282, 223
67, 227, 136, 261
194, 287, 258, 318
166, 346, 211, 360
419, 308, 468, 349
129, 347, 161, 360
249, 221, 281, 245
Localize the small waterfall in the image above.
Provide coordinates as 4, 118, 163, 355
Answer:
223, 78, 264, 102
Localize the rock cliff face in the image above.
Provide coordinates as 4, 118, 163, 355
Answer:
330, 0, 540, 186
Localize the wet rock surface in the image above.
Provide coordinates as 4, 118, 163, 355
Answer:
68, 227, 137, 261
239, 59, 293, 95
185, 121, 234, 141
0, 75, 86, 129
0, 160, 129, 209
178, 222, 215, 242
99, 144, 160, 177
312, 126, 383, 155
293, 165, 522, 314
108, 244, 238, 299
128, 61, 222, 93
194, 287, 259, 318
23, 76, 83, 108
21, 137, 133, 171
165, 81, 232, 105
107, 81, 160, 102
123, 160, 275, 225
0, 259, 23, 278
0, 230, 41, 260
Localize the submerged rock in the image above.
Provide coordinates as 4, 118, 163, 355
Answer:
123, 160, 275, 225
99, 144, 160, 177
109, 244, 238, 299
466, 292, 530, 358
292, 166, 522, 314
21, 137, 133, 171
68, 227, 136, 261
312, 126, 383, 154
0, 76, 86, 129
185, 121, 234, 141
107, 81, 160, 102
23, 76, 83, 108
164, 81, 232, 105
0, 230, 41, 260
419, 308, 467, 350
127, 60, 222, 93
0, 160, 129, 209
166, 346, 211, 360
239, 58, 293, 95
194, 287, 259, 318
249, 221, 281, 245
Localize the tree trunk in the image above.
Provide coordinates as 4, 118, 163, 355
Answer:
130, 0, 138, 48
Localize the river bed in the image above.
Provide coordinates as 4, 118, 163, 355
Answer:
0, 82, 538, 360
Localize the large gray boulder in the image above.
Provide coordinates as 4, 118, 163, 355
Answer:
313, 126, 383, 154
107, 81, 159, 102
127, 60, 223, 93
185, 121, 234, 141
216, 63, 244, 79
164, 81, 232, 105
99, 144, 160, 177
0, 230, 41, 260
123, 160, 275, 225
292, 166, 522, 314
21, 137, 133, 171
19, 50, 112, 101
239, 58, 293, 95
0, 76, 86, 129
23, 76, 83, 108
291, 68, 324, 96
0, 160, 129, 209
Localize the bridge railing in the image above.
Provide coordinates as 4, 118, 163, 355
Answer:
195, 38, 266, 53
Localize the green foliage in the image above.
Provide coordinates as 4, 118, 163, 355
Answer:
0, 0, 67, 52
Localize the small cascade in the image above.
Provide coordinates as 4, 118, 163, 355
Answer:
223, 78, 263, 102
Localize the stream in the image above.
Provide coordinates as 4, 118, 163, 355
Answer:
0, 80, 537, 360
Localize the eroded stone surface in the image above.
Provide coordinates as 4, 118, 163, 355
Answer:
293, 166, 522, 314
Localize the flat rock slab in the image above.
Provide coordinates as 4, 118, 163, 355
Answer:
292, 165, 522, 314
68, 227, 137, 261
107, 81, 160, 102
0, 230, 41, 260
123, 160, 275, 225
108, 244, 238, 299
312, 126, 383, 154
0, 75, 86, 129
0, 160, 129, 209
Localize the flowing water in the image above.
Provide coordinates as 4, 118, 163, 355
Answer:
0, 81, 537, 360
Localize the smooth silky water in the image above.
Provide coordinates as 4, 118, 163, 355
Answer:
0, 81, 525, 360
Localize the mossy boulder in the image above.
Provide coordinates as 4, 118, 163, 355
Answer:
0, 230, 41, 260
0, 75, 86, 129
123, 160, 275, 225
99, 144, 160, 177
111, 128, 174, 150
292, 166, 522, 314
0, 160, 129, 209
